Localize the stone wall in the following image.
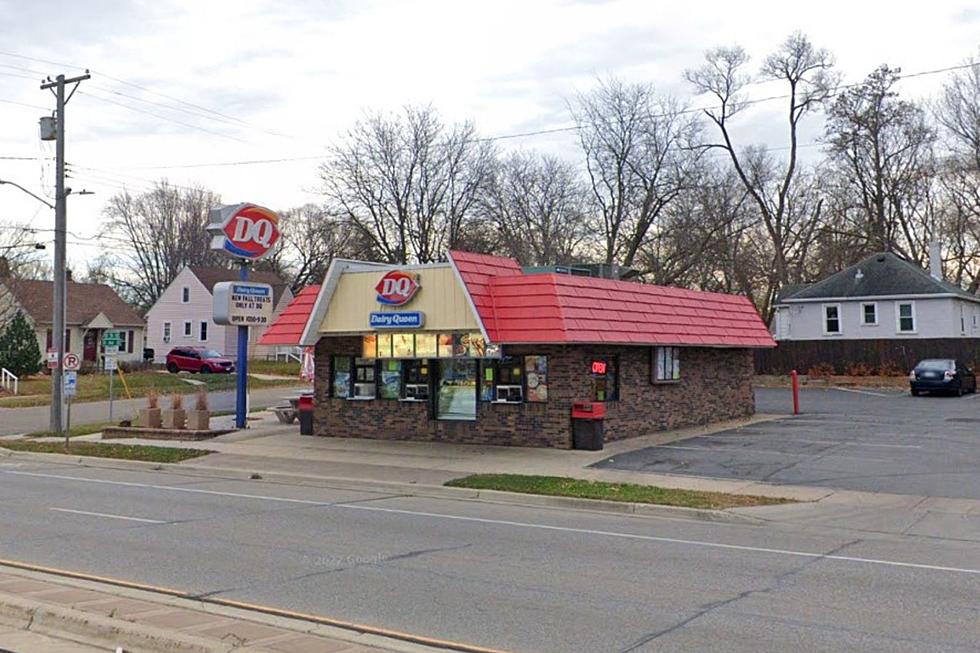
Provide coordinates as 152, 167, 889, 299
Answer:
313, 337, 755, 448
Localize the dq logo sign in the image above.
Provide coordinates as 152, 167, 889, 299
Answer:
375, 270, 420, 306
207, 203, 281, 261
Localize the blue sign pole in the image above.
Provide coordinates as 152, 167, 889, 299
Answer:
236, 261, 249, 428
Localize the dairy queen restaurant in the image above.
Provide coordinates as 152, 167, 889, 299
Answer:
295, 251, 775, 449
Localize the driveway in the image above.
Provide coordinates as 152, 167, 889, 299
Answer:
593, 387, 980, 499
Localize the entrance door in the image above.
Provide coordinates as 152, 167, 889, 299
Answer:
83, 330, 98, 362
437, 360, 477, 421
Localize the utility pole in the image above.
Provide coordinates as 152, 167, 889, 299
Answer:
41, 71, 90, 434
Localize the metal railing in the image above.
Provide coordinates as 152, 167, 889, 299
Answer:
1, 368, 18, 395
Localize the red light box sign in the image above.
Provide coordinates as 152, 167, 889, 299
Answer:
591, 360, 607, 375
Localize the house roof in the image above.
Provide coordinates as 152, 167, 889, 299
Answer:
257, 285, 320, 346
2, 278, 144, 327
785, 252, 977, 302
449, 251, 774, 348
187, 266, 288, 303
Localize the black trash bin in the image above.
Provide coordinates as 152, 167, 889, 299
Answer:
571, 402, 605, 450
298, 394, 314, 436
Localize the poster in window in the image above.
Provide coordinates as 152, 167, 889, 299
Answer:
377, 333, 393, 358
463, 333, 486, 357
380, 360, 401, 399
393, 333, 414, 358
438, 334, 454, 358
333, 357, 351, 398
452, 334, 468, 357
671, 348, 680, 380
415, 333, 437, 358
362, 335, 377, 358
480, 362, 495, 402
525, 355, 548, 402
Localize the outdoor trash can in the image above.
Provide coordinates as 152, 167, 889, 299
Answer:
298, 394, 314, 436
571, 402, 606, 450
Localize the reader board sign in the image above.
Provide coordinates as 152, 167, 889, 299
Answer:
369, 312, 424, 329
213, 281, 274, 326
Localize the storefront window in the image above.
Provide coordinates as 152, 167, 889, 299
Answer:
393, 333, 414, 358
437, 359, 476, 420
376, 333, 393, 358
362, 335, 377, 358
415, 333, 437, 358
494, 357, 523, 402
525, 355, 548, 402
653, 347, 680, 383
332, 356, 351, 398
590, 357, 618, 402
353, 357, 376, 398
403, 360, 430, 401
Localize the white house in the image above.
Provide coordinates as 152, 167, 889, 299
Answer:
773, 252, 980, 341
144, 266, 293, 363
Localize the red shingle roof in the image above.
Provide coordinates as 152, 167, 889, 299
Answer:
258, 285, 320, 346
450, 251, 774, 348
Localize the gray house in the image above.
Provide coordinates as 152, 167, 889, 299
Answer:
760, 252, 980, 374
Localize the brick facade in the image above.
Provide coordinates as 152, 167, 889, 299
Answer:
313, 336, 755, 448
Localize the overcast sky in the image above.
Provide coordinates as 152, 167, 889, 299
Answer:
1, 0, 978, 272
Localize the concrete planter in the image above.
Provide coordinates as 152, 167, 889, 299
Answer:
187, 410, 210, 431
139, 408, 162, 429
162, 409, 186, 430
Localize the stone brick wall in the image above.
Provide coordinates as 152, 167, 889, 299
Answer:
313, 337, 755, 448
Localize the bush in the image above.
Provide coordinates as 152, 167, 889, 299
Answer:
878, 361, 905, 377
807, 362, 836, 378
0, 310, 42, 377
845, 362, 875, 376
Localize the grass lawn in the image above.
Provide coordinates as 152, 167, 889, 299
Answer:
445, 474, 794, 510
247, 359, 302, 376
0, 370, 304, 408
26, 422, 114, 438
0, 440, 212, 463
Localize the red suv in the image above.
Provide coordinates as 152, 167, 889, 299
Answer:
165, 348, 235, 374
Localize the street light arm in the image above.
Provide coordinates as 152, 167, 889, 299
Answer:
0, 179, 55, 209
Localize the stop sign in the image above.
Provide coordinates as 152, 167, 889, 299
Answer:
207, 204, 281, 261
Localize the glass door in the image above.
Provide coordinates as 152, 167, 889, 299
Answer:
437, 360, 477, 421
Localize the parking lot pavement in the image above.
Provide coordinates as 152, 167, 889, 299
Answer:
594, 386, 980, 500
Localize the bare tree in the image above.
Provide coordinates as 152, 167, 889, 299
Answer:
320, 105, 495, 264
824, 65, 936, 261
571, 77, 702, 270
100, 181, 225, 311
686, 32, 837, 315
0, 222, 49, 325
276, 204, 376, 290
479, 151, 590, 266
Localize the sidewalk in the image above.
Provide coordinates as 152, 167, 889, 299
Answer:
0, 564, 476, 653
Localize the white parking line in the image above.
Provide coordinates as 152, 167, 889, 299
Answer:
49, 507, 167, 524
5, 469, 979, 578
830, 387, 899, 398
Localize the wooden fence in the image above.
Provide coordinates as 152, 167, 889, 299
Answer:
754, 338, 980, 375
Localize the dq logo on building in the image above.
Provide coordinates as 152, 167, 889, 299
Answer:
375, 270, 420, 306
207, 203, 281, 261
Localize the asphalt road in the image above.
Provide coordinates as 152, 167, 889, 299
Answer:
595, 387, 980, 499
0, 461, 977, 652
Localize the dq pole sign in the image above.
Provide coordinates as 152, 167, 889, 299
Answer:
207, 203, 281, 429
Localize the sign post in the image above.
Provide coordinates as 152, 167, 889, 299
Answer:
206, 203, 281, 429
62, 353, 80, 448
102, 331, 120, 422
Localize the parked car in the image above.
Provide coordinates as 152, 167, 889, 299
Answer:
909, 359, 976, 396
165, 347, 235, 374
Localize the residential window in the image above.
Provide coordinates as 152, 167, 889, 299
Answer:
897, 302, 916, 333
162, 321, 172, 342
117, 330, 128, 353
181, 287, 190, 303
402, 360, 431, 401
332, 356, 351, 398
127, 330, 134, 354
590, 357, 619, 402
823, 304, 841, 334
199, 321, 208, 341
45, 329, 71, 351
973, 314, 977, 329
861, 303, 878, 326
653, 347, 681, 383
353, 357, 376, 398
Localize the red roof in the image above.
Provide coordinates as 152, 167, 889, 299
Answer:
450, 251, 774, 348
258, 285, 320, 346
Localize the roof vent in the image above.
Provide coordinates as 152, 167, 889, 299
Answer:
854, 268, 864, 281
876, 255, 886, 263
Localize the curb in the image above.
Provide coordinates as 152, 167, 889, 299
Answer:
0, 448, 771, 525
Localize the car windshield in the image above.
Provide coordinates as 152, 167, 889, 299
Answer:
916, 359, 954, 371
202, 350, 224, 359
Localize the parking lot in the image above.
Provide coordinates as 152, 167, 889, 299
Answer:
594, 386, 980, 499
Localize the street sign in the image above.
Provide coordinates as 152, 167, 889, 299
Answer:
63, 353, 80, 371
102, 330, 121, 347
206, 203, 281, 261
104, 355, 117, 371
63, 371, 77, 397
212, 282, 274, 326
46, 348, 58, 370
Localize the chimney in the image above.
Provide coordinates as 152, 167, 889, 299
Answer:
66, 268, 73, 283
0, 257, 9, 278
928, 242, 942, 280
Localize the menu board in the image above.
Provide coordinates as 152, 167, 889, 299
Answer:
377, 333, 393, 358
438, 334, 454, 358
525, 355, 548, 402
362, 334, 377, 358
393, 333, 414, 358
415, 333, 437, 358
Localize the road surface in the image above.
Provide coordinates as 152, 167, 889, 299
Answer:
0, 460, 976, 652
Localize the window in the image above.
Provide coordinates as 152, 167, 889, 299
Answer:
897, 302, 916, 333
181, 287, 190, 303
590, 357, 618, 402
402, 360, 431, 401
127, 330, 134, 354
45, 329, 71, 351
653, 347, 680, 383
437, 359, 477, 420
117, 330, 128, 353
183, 321, 192, 337
524, 355, 548, 402
861, 303, 878, 326
162, 321, 172, 342
199, 321, 208, 341
332, 356, 351, 398
823, 304, 842, 334
379, 359, 401, 399
491, 357, 524, 403
353, 357, 376, 398
415, 333, 437, 358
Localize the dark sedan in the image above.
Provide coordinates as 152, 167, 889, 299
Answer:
909, 359, 976, 396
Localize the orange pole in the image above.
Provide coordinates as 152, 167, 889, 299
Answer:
790, 369, 800, 415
